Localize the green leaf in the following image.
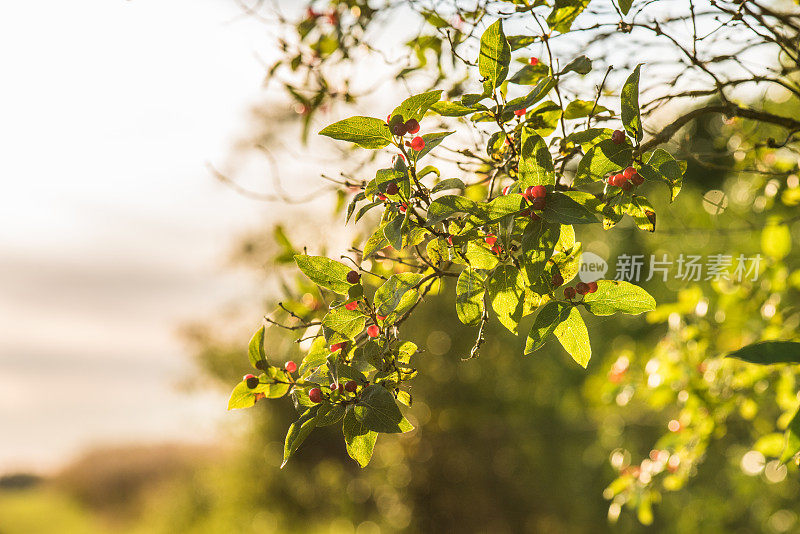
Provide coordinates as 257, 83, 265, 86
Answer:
507, 35, 538, 51
518, 127, 555, 186
391, 90, 442, 122
353, 385, 414, 433
621, 65, 643, 143
575, 138, 633, 183
456, 268, 487, 326
487, 265, 526, 334
373, 273, 424, 320
383, 213, 406, 251
363, 221, 390, 259
542, 192, 598, 224
294, 254, 352, 294
781, 407, 800, 463
282, 406, 319, 467
475, 194, 525, 223
582, 280, 656, 315
547, 0, 591, 33
227, 381, 257, 410
627, 195, 657, 232
427, 195, 477, 224
762, 223, 792, 259
248, 325, 267, 369
343, 406, 378, 467
316, 403, 346, 426
638, 149, 684, 201
299, 336, 329, 375
430, 101, 474, 117
508, 63, 550, 85
506, 77, 554, 113
319, 116, 392, 149
560, 55, 592, 75
431, 178, 467, 194
618, 0, 633, 15
564, 100, 609, 119
525, 301, 570, 354
461, 241, 500, 269
415, 131, 453, 160
520, 220, 560, 283
478, 20, 511, 93
726, 341, 800, 365
322, 307, 367, 340
554, 306, 592, 367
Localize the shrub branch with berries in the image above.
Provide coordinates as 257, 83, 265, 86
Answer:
226, 18, 680, 469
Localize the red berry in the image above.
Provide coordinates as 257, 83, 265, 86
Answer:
388, 115, 406, 136
309, 387, 323, 403
612, 174, 626, 187
529, 57, 539, 66
564, 287, 576, 299
531, 197, 546, 210
376, 314, 386, 321
344, 380, 358, 393
514, 108, 526, 117
410, 136, 425, 151
622, 181, 633, 191
244, 374, 259, 389
284, 361, 297, 373
386, 182, 399, 195
502, 185, 510, 196
575, 282, 590, 295
330, 382, 344, 392
607, 175, 616, 185
399, 203, 407, 213
367, 325, 380, 337
623, 166, 637, 180
631, 173, 644, 186
552, 273, 564, 287
485, 234, 497, 245
611, 130, 625, 144
525, 185, 547, 199
377, 193, 388, 201
345, 301, 359, 311
446, 235, 454, 246
391, 122, 407, 136
330, 342, 345, 352
346, 270, 361, 284
587, 281, 598, 293
491, 245, 502, 255
404, 119, 420, 134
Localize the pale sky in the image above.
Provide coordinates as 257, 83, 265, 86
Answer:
0, 0, 294, 473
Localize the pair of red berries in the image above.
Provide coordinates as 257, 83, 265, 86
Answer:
308, 380, 359, 403
607, 166, 644, 190
563, 281, 598, 299
388, 115, 420, 136
524, 185, 547, 210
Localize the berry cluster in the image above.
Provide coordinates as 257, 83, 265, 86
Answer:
563, 281, 598, 300
607, 166, 644, 191
308, 379, 360, 404
387, 115, 425, 151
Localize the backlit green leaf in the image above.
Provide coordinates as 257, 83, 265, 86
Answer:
319, 116, 392, 149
